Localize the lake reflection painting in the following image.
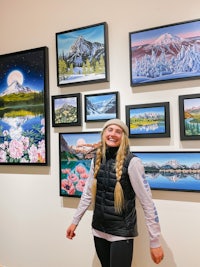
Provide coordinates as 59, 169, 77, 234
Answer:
59, 132, 101, 197
130, 106, 165, 134
126, 102, 170, 138
179, 94, 200, 140
0, 47, 49, 165
134, 152, 200, 191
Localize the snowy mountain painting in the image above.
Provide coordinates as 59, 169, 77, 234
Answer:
134, 152, 200, 191
85, 92, 118, 121
0, 47, 49, 165
56, 22, 109, 86
130, 19, 200, 86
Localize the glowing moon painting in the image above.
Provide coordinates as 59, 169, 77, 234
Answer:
7, 70, 24, 86
0, 47, 49, 165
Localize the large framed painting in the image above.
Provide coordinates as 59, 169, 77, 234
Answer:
51, 93, 81, 127
56, 22, 109, 86
0, 47, 50, 165
134, 151, 200, 192
84, 91, 119, 122
179, 94, 200, 140
126, 102, 170, 138
129, 19, 200, 86
59, 132, 101, 197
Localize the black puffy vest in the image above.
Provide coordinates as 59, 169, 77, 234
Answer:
92, 149, 138, 237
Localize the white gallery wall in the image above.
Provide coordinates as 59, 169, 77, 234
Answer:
0, 0, 200, 266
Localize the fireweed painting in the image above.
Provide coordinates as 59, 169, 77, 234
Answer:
59, 132, 100, 197
51, 93, 81, 127
0, 47, 49, 165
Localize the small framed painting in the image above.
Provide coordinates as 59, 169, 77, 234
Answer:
56, 22, 109, 86
51, 93, 81, 127
179, 93, 200, 140
126, 102, 170, 138
84, 91, 119, 122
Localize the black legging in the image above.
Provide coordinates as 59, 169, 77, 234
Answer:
94, 236, 134, 267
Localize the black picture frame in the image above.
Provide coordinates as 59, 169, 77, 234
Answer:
129, 19, 200, 86
51, 93, 81, 127
134, 151, 200, 192
56, 22, 109, 86
179, 93, 200, 140
84, 91, 119, 122
59, 132, 101, 197
126, 102, 170, 138
0, 46, 50, 165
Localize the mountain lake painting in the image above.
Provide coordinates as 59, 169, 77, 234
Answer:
0, 47, 49, 165
59, 132, 101, 197
134, 152, 200, 191
56, 22, 109, 86
130, 106, 166, 134
85, 92, 118, 122
126, 102, 170, 138
129, 19, 200, 86
179, 94, 200, 139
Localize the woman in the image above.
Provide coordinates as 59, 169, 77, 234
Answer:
66, 119, 164, 267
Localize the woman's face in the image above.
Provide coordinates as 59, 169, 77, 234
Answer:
103, 124, 123, 147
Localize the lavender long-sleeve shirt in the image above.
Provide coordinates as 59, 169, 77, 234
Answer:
71, 157, 161, 248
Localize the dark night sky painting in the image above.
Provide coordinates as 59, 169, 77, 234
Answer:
0, 48, 45, 94
0, 47, 49, 165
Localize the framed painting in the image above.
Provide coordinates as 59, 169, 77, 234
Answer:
126, 102, 170, 138
179, 93, 200, 140
51, 93, 81, 127
56, 22, 109, 86
59, 132, 101, 197
133, 151, 200, 192
84, 91, 119, 122
129, 19, 200, 86
0, 47, 50, 165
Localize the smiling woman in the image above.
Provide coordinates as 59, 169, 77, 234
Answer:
66, 118, 164, 266
7, 70, 24, 86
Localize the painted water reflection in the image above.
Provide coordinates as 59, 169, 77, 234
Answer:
134, 152, 200, 191
130, 122, 165, 134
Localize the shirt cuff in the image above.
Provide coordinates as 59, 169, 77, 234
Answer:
150, 238, 161, 248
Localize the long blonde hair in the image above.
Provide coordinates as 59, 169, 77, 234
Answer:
92, 130, 129, 213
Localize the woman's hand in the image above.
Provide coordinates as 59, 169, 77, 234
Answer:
66, 223, 77, 240
150, 246, 164, 264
